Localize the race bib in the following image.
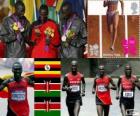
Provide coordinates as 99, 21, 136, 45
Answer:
70, 85, 80, 92
11, 91, 26, 101
123, 91, 133, 98
97, 85, 107, 92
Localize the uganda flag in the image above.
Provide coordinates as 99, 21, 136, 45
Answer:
34, 59, 61, 116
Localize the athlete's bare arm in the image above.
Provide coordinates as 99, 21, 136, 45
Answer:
26, 77, 34, 87
116, 78, 121, 99
0, 78, 12, 91
103, 0, 108, 7
119, 0, 124, 15
62, 76, 70, 91
81, 76, 85, 96
110, 78, 117, 90
92, 78, 96, 94
132, 78, 140, 90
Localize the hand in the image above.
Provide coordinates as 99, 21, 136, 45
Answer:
92, 90, 95, 94
66, 87, 72, 92
30, 41, 36, 46
105, 85, 109, 90
116, 95, 120, 100
81, 92, 85, 97
129, 79, 136, 85
34, 28, 41, 37
46, 36, 51, 45
15, 30, 20, 34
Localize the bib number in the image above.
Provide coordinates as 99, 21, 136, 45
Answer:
97, 85, 107, 92
123, 91, 133, 98
70, 85, 80, 92
11, 91, 26, 101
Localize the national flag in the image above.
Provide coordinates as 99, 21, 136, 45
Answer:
34, 59, 61, 116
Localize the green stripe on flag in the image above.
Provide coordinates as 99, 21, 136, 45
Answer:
10, 0, 16, 6
35, 110, 60, 116
41, 0, 46, 4
35, 91, 60, 97
48, 7, 59, 23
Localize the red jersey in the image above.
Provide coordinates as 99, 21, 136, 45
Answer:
31, 20, 60, 58
67, 72, 83, 93
120, 75, 136, 99
7, 78, 29, 116
0, 42, 5, 57
95, 76, 112, 105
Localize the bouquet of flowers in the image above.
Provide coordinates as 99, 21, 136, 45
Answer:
62, 29, 76, 42
62, 29, 76, 47
66, 29, 75, 39
44, 27, 55, 51
12, 22, 24, 32
44, 27, 55, 38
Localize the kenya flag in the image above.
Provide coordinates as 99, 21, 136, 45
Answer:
34, 59, 61, 116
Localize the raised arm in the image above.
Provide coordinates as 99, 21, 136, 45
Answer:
0, 79, 10, 91
26, 77, 34, 87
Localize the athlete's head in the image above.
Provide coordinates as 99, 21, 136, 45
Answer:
0, 0, 4, 5
12, 62, 22, 82
39, 4, 48, 23
99, 65, 105, 77
125, 64, 132, 78
71, 60, 78, 74
61, 2, 72, 20
15, 1, 25, 18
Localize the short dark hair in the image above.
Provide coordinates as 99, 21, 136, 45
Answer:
15, 0, 25, 9
39, 4, 48, 13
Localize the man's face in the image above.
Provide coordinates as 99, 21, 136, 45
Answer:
99, 65, 105, 77
71, 65, 77, 73
14, 68, 22, 81
99, 69, 105, 77
61, 5, 71, 20
15, 5, 25, 18
39, 9, 48, 22
125, 67, 132, 77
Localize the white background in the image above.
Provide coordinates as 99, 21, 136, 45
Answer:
88, 0, 140, 15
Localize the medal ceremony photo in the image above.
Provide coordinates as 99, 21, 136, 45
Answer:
0, 0, 139, 116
